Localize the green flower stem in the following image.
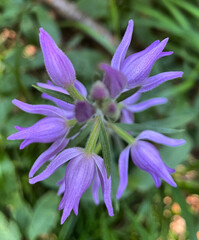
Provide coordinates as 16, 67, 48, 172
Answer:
66, 84, 85, 101
109, 123, 135, 145
67, 119, 77, 127
95, 142, 101, 155
85, 116, 101, 154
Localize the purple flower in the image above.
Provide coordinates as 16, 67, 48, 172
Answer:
121, 92, 167, 124
116, 130, 186, 199
7, 99, 69, 177
29, 147, 114, 224
102, 19, 183, 93
40, 28, 76, 88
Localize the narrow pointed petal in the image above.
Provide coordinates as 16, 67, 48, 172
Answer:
121, 109, 134, 124
92, 171, 101, 205
158, 51, 173, 58
15, 126, 26, 131
121, 40, 160, 70
29, 138, 68, 178
29, 148, 82, 184
140, 71, 183, 92
126, 97, 167, 112
122, 92, 141, 105
20, 139, 33, 149
111, 20, 134, 70
39, 28, 75, 87
117, 146, 130, 199
41, 93, 75, 119
74, 80, 87, 97
37, 82, 75, 117
102, 64, 127, 98
137, 130, 186, 146
151, 173, 162, 188
94, 155, 114, 216
131, 140, 177, 187
12, 99, 65, 118
8, 117, 68, 144
57, 178, 65, 196
37, 81, 69, 94
123, 38, 169, 88
61, 154, 95, 224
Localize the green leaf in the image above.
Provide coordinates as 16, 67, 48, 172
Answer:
0, 212, 22, 240
170, 0, 199, 19
99, 117, 111, 177
117, 112, 196, 135
67, 121, 93, 148
33, 85, 74, 104
116, 123, 184, 135
66, 122, 84, 138
116, 87, 140, 103
27, 192, 59, 240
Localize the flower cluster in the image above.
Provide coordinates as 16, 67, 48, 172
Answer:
8, 20, 185, 224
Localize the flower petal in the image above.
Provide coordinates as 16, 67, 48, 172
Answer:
122, 92, 141, 105
29, 137, 68, 178
131, 140, 177, 187
126, 97, 167, 112
29, 147, 82, 184
57, 178, 65, 196
121, 108, 134, 124
12, 99, 65, 118
116, 146, 130, 199
151, 173, 162, 188
158, 51, 173, 58
102, 64, 127, 98
123, 38, 169, 88
74, 80, 87, 98
94, 155, 114, 216
60, 154, 95, 224
7, 117, 68, 144
39, 28, 75, 87
111, 20, 134, 70
92, 170, 101, 205
121, 40, 160, 70
137, 130, 186, 146
140, 71, 183, 92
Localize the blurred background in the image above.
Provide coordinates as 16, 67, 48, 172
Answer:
0, 0, 199, 239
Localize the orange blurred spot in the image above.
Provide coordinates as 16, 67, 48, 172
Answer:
170, 215, 186, 235
171, 202, 181, 214
23, 45, 37, 58
0, 28, 16, 42
197, 231, 199, 240
186, 194, 199, 214
163, 196, 172, 205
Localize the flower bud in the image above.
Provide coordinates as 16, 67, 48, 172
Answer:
75, 101, 95, 123
102, 100, 120, 121
39, 28, 76, 88
90, 81, 109, 101
101, 63, 127, 98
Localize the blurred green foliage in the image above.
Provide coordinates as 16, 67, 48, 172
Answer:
0, 0, 199, 239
